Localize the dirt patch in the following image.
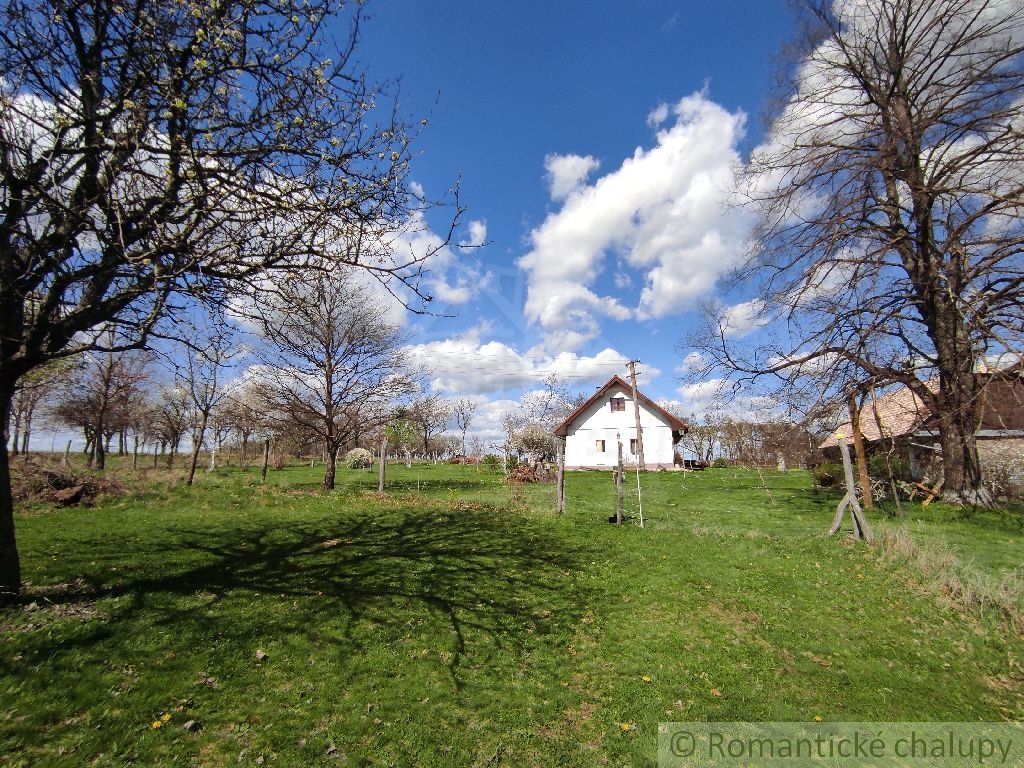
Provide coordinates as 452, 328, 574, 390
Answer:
706, 601, 764, 635
0, 580, 99, 633
12, 459, 125, 507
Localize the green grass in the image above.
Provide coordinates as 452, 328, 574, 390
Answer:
2, 462, 1022, 767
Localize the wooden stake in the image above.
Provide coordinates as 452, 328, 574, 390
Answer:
829, 436, 874, 542
847, 391, 874, 509
261, 439, 270, 484
556, 437, 566, 515
615, 435, 624, 524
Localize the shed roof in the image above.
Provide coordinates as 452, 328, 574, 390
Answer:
553, 376, 688, 437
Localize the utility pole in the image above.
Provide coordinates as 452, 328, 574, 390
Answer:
626, 360, 646, 471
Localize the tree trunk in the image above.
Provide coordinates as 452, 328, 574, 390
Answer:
20, 420, 30, 455
132, 434, 139, 470
324, 444, 337, 490
9, 411, 20, 457
62, 440, 72, 467
936, 395, 987, 504
92, 411, 106, 469
378, 437, 387, 493
0, 381, 21, 599
261, 438, 270, 484
186, 411, 208, 486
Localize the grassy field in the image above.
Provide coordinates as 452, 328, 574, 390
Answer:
2, 460, 1022, 767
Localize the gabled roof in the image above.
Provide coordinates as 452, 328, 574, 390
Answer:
553, 375, 688, 437
818, 382, 936, 449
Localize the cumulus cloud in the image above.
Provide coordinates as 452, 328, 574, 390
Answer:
719, 298, 768, 338
389, 210, 487, 307
520, 92, 750, 352
673, 378, 778, 419
405, 330, 660, 395
459, 219, 487, 248
647, 102, 670, 127
544, 153, 601, 202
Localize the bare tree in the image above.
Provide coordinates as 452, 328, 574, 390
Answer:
410, 396, 451, 458
252, 271, 415, 490
700, 0, 1024, 502
170, 324, 240, 485
152, 386, 193, 469
450, 398, 479, 457
8, 359, 71, 455
0, 0, 460, 598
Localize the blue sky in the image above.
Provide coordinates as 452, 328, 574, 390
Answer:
351, 2, 794, 427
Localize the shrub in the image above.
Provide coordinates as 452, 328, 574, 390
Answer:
481, 454, 501, 470
868, 453, 908, 482
812, 462, 842, 487
344, 448, 372, 469
711, 458, 728, 469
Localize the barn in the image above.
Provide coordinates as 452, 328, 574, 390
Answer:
553, 376, 687, 470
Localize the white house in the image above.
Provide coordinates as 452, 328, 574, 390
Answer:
554, 376, 687, 469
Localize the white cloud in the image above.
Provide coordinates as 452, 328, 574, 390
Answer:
544, 153, 601, 202
459, 219, 487, 248
647, 102, 669, 127
388, 210, 486, 306
719, 298, 768, 338
405, 331, 660, 395
520, 92, 750, 352
673, 378, 778, 420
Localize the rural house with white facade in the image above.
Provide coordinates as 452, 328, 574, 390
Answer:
553, 376, 687, 469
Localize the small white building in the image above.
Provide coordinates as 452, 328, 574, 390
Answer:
554, 376, 687, 469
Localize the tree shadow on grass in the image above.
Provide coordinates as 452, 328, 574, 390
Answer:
6, 501, 593, 691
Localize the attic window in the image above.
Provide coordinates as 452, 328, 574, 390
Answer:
610, 397, 625, 412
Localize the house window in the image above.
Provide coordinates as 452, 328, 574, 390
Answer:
610, 397, 625, 412
595, 439, 606, 452
630, 439, 638, 454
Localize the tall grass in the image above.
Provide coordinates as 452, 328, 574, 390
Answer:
878, 526, 1024, 630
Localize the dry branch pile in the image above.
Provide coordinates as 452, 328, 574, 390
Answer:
11, 460, 124, 506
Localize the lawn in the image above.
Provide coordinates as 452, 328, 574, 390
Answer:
2, 461, 1022, 767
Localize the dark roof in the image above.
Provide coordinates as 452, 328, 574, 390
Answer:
553, 376, 688, 437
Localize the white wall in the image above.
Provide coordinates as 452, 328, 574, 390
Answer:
563, 383, 677, 468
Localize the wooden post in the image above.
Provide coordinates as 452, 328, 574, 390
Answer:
626, 361, 646, 471
556, 438, 566, 515
261, 439, 270, 484
61, 440, 72, 468
615, 435, 624, 524
847, 392, 874, 509
829, 435, 874, 542
378, 437, 387, 493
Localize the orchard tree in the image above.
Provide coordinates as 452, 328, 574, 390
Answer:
251, 270, 415, 490
451, 397, 479, 456
409, 396, 451, 457
169, 322, 240, 485
0, 0, 459, 597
